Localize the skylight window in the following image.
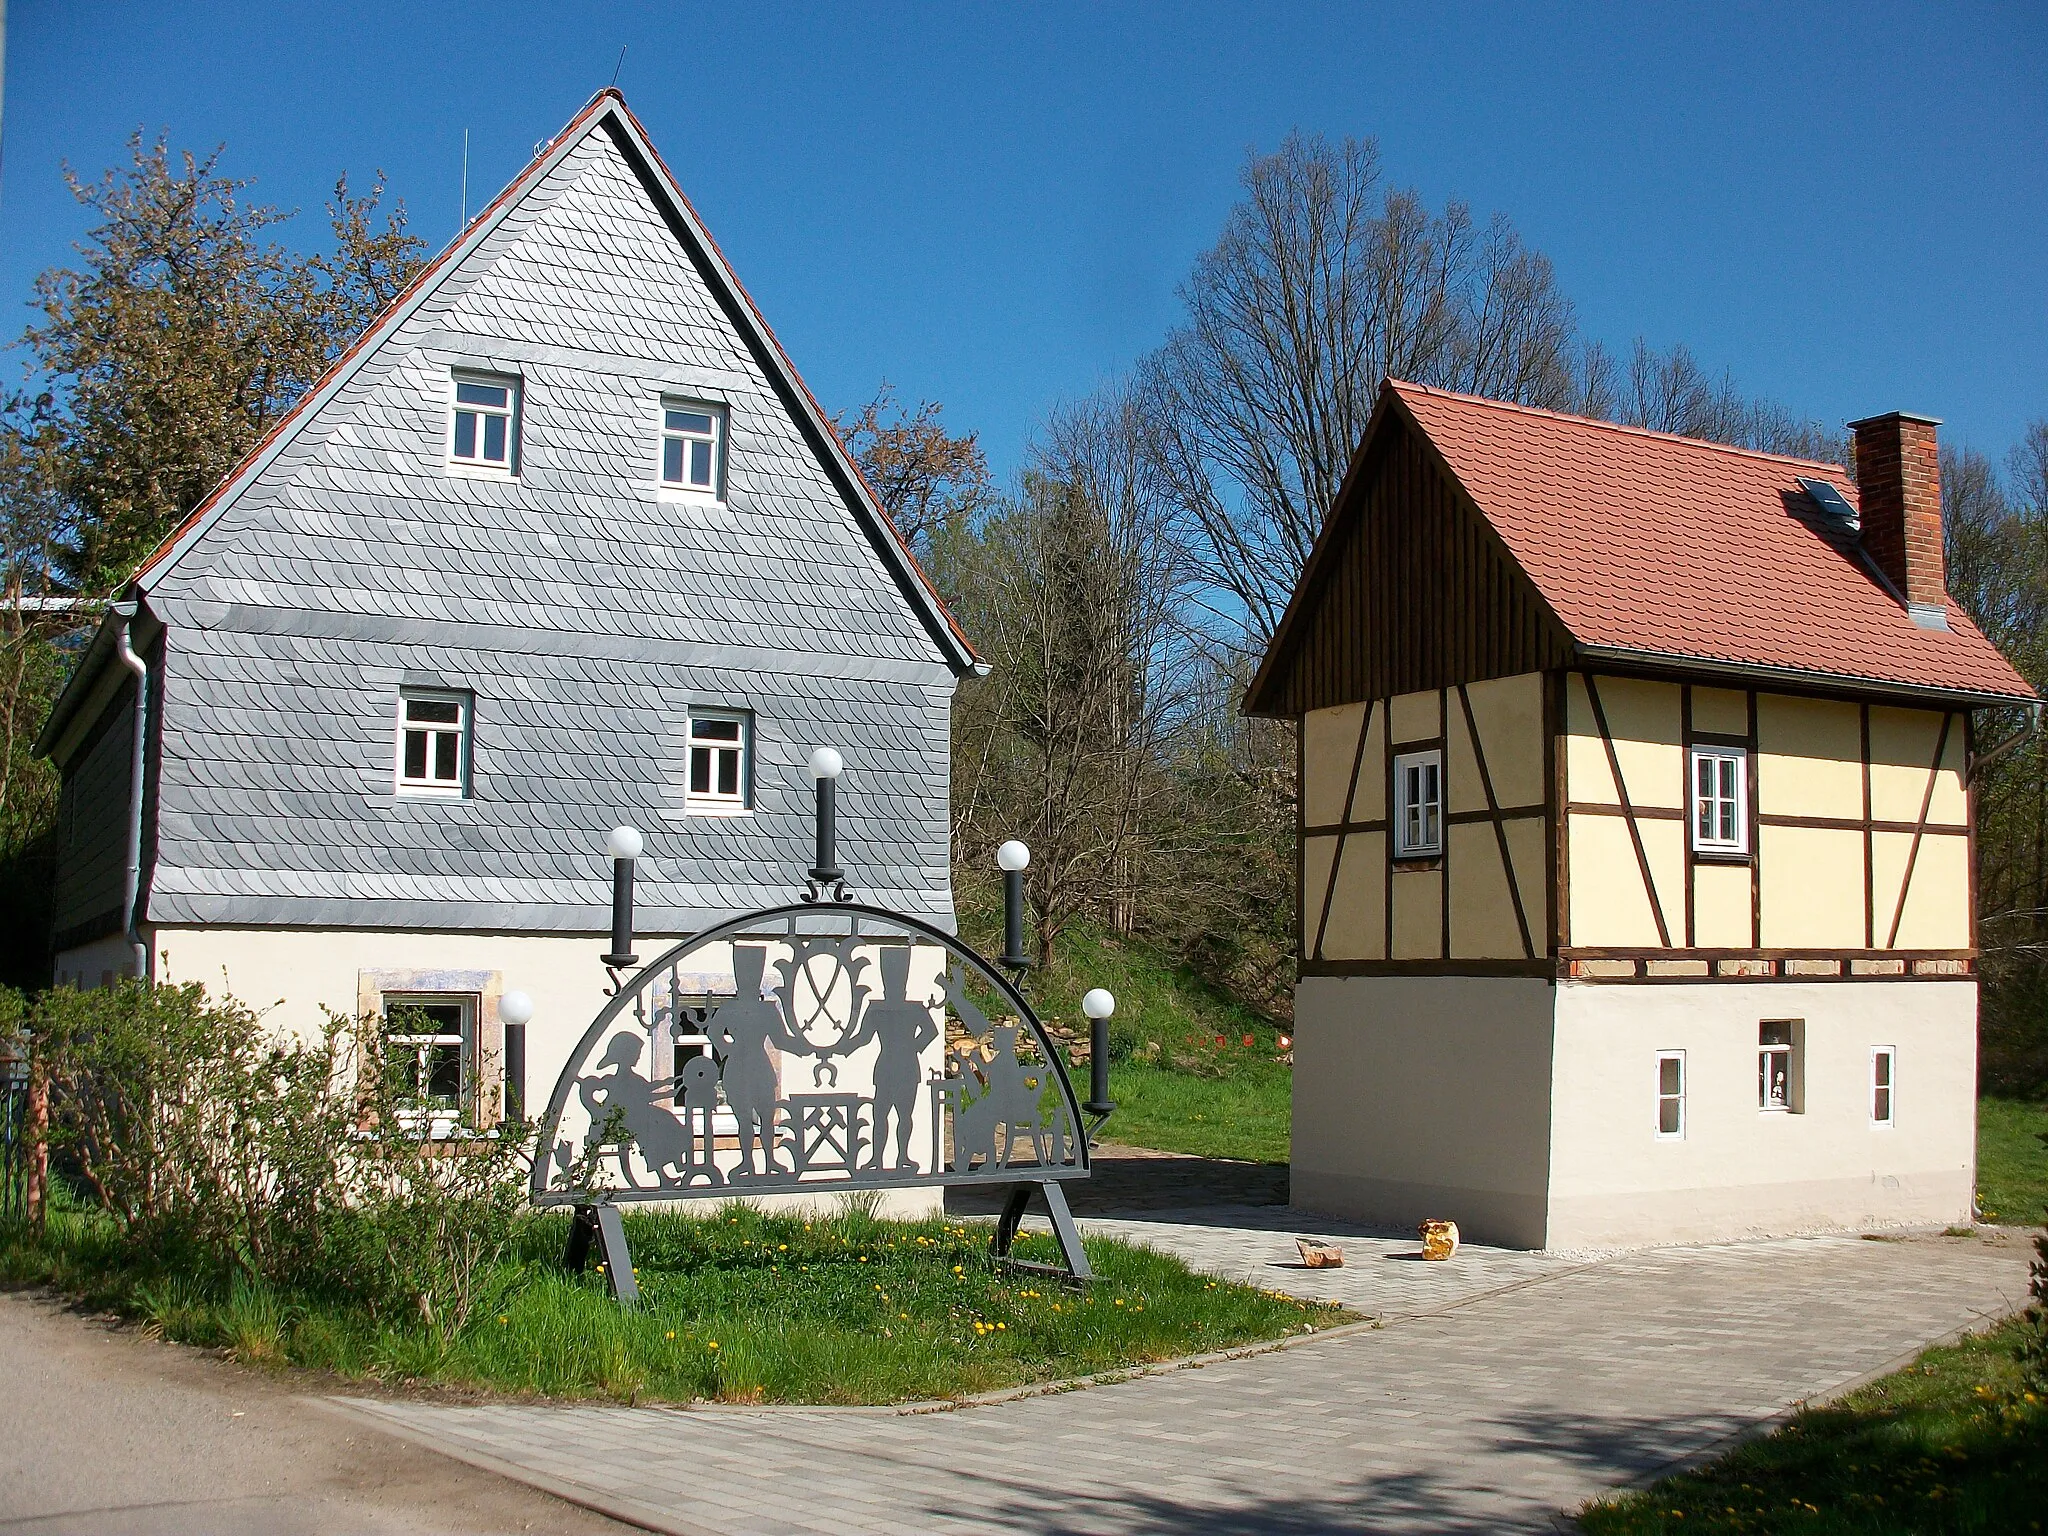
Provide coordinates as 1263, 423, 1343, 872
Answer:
1797, 476, 1859, 529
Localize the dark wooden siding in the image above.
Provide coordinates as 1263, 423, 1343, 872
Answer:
1249, 412, 1573, 716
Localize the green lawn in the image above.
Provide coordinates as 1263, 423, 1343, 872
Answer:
1975, 1097, 2048, 1227
1102, 1060, 1291, 1164
2, 1200, 1345, 1405
1578, 1317, 2048, 1534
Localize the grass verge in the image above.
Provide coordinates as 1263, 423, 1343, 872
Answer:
1976, 1097, 2048, 1228
1102, 1060, 1291, 1164
1, 1199, 1345, 1405
1578, 1318, 2048, 1534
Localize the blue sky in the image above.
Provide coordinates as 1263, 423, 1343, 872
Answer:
3, 2, 2044, 482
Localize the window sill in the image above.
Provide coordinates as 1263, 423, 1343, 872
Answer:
683, 802, 753, 819
1692, 847, 1751, 864
447, 461, 519, 482
1391, 856, 1443, 872
395, 787, 469, 801
655, 485, 727, 507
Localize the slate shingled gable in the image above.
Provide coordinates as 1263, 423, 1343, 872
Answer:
40, 92, 969, 940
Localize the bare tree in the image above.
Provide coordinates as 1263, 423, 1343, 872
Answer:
1137, 131, 1584, 654
835, 384, 992, 563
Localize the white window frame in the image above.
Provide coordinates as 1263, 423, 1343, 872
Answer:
1689, 745, 1748, 856
685, 709, 751, 814
1759, 1019, 1802, 1114
1655, 1050, 1686, 1139
1871, 1046, 1896, 1127
382, 994, 475, 1137
395, 690, 471, 798
1392, 748, 1443, 859
448, 372, 521, 475
658, 399, 725, 498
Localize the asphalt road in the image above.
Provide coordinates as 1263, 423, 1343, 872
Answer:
0, 1289, 634, 1535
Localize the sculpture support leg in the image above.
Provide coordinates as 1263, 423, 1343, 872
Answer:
989, 1181, 1092, 1283
564, 1203, 640, 1305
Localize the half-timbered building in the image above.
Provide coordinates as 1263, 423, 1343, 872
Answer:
1247, 380, 2039, 1248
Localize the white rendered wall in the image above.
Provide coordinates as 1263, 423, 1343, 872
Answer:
1291, 975, 1558, 1248
149, 925, 947, 1219
54, 932, 144, 988
1546, 980, 1976, 1248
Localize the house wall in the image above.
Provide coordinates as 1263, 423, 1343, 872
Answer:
52, 688, 136, 952
150, 923, 950, 1217
1546, 979, 1976, 1247
1290, 974, 1557, 1247
1300, 671, 1548, 968
1561, 673, 1970, 973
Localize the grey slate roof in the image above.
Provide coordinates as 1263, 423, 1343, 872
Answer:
44, 93, 968, 939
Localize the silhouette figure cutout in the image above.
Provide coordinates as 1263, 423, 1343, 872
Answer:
578, 1031, 693, 1187
707, 946, 798, 1179
674, 1053, 724, 1186
845, 947, 938, 1172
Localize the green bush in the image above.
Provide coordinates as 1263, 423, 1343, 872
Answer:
10, 978, 530, 1342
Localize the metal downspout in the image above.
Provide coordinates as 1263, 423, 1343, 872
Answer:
111, 601, 149, 981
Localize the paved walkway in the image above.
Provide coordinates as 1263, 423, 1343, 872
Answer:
333, 1224, 2033, 1535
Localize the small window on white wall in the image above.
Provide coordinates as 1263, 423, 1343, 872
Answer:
1656, 1051, 1685, 1138
1690, 746, 1748, 855
1871, 1047, 1896, 1126
1393, 749, 1443, 858
1760, 1020, 1803, 1113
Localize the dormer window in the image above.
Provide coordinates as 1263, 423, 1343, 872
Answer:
450, 374, 519, 473
661, 401, 724, 494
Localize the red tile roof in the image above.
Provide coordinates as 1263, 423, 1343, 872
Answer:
1389, 380, 2036, 703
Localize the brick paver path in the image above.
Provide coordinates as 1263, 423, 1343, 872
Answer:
333, 1230, 2031, 1535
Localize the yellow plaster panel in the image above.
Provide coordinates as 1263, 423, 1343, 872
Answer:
1869, 706, 1966, 827
1391, 867, 1443, 959
1465, 672, 1547, 809
1567, 813, 1663, 947
1321, 831, 1387, 960
1872, 828, 1970, 950
1757, 694, 1862, 818
1447, 694, 1486, 815
1449, 822, 1525, 958
1389, 689, 1442, 746
1595, 676, 1685, 810
1564, 674, 1618, 804
1759, 824, 1865, 947
1640, 818, 1686, 940
1690, 686, 1749, 738
1894, 831, 1970, 949
1301, 835, 1337, 955
1691, 860, 1752, 949
1303, 703, 1367, 828
1349, 699, 1388, 822
1503, 815, 1548, 950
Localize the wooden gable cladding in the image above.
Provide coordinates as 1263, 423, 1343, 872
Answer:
1246, 405, 1574, 718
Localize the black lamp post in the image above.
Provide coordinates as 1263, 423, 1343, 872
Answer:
1082, 987, 1116, 1120
601, 824, 642, 971
997, 840, 1031, 973
805, 747, 848, 902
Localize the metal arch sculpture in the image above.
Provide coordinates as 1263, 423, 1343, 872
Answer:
533, 900, 1102, 1299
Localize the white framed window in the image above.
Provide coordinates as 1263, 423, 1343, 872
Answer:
397, 691, 470, 797
1393, 749, 1443, 858
383, 995, 474, 1135
1656, 1051, 1685, 1138
1760, 1020, 1803, 1113
686, 710, 751, 812
660, 401, 724, 494
1871, 1047, 1896, 1126
1690, 745, 1748, 855
449, 373, 520, 472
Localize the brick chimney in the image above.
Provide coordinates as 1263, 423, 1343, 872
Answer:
1848, 411, 1947, 616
